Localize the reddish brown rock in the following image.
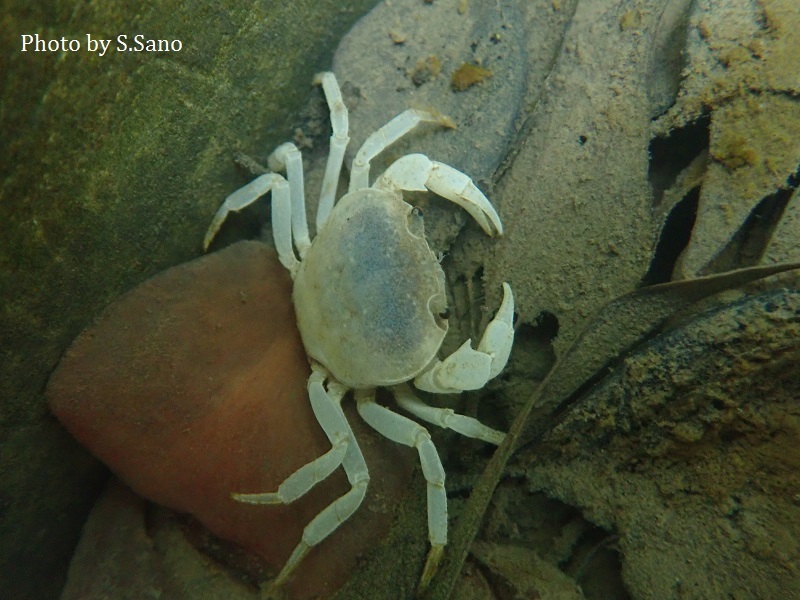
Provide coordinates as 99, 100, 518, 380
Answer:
48, 241, 415, 598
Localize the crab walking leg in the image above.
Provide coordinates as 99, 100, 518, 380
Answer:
390, 383, 505, 445
415, 283, 515, 394
355, 391, 447, 591
268, 142, 311, 257
349, 110, 453, 193
313, 72, 350, 230
232, 369, 350, 505
203, 174, 299, 271
375, 153, 503, 236
267, 367, 370, 591
233, 439, 347, 505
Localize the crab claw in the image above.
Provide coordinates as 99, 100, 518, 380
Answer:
375, 153, 503, 236
415, 283, 514, 393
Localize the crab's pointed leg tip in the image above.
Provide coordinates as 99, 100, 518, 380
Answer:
261, 580, 287, 600
439, 115, 457, 129
417, 544, 444, 594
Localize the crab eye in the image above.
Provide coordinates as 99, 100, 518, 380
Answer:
407, 206, 425, 238
439, 308, 449, 320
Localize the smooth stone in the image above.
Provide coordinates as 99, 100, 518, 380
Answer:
48, 241, 415, 598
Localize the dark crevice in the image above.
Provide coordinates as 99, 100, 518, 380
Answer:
533, 309, 559, 340
564, 531, 630, 600
703, 167, 800, 273
648, 115, 710, 200
507, 312, 559, 384
642, 188, 700, 285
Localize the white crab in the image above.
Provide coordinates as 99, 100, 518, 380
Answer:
203, 72, 515, 592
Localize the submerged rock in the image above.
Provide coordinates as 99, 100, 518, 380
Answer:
48, 241, 415, 598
